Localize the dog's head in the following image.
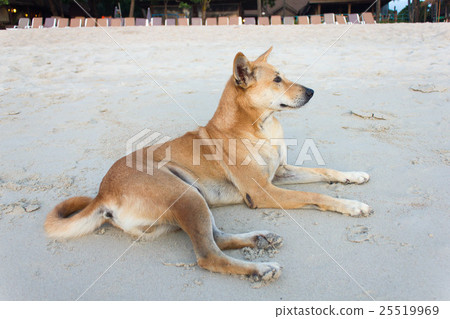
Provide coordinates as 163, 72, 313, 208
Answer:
233, 47, 314, 111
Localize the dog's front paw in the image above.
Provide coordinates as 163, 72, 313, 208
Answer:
342, 171, 370, 184
255, 232, 283, 250
340, 199, 373, 217
251, 262, 281, 282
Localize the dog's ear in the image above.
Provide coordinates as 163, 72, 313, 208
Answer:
255, 46, 273, 63
233, 52, 254, 88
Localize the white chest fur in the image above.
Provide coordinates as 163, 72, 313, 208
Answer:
258, 114, 287, 179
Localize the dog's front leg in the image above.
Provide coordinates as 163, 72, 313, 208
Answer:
272, 165, 370, 185
243, 181, 373, 217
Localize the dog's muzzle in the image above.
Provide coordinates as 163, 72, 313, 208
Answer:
279, 87, 314, 109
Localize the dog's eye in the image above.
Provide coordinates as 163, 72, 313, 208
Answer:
274, 76, 282, 83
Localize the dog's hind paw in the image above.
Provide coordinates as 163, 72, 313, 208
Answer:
342, 171, 370, 184
251, 262, 282, 282
255, 232, 283, 250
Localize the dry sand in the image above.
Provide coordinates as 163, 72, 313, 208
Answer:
0, 24, 449, 300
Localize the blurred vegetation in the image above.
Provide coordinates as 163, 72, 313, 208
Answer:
399, 1, 433, 22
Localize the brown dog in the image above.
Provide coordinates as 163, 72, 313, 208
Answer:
45, 48, 372, 282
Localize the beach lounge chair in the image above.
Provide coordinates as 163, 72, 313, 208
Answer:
336, 15, 347, 24
310, 15, 322, 24
124, 17, 135, 26
57, 18, 69, 28
258, 17, 269, 25
152, 17, 163, 26
85, 18, 96, 27
97, 18, 110, 28
75, 16, 85, 24
324, 13, 336, 24
283, 16, 294, 25
15, 18, 30, 29
229, 16, 242, 25
298, 16, 309, 25
191, 17, 202, 25
110, 18, 122, 27
348, 13, 361, 24
70, 17, 83, 27
135, 18, 149, 26
206, 17, 217, 25
218, 17, 229, 25
362, 12, 376, 24
244, 17, 256, 25
44, 17, 57, 28
178, 18, 189, 26
165, 18, 176, 26
97, 18, 109, 27
271, 15, 282, 25
31, 17, 43, 28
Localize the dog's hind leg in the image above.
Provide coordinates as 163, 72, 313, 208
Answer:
273, 165, 370, 185
172, 189, 281, 282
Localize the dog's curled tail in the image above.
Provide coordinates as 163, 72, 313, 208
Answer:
44, 196, 104, 239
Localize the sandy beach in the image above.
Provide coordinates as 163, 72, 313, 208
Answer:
0, 23, 449, 300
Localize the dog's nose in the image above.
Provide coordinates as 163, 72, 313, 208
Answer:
305, 88, 314, 98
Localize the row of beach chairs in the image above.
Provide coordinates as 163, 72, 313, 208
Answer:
12, 13, 376, 29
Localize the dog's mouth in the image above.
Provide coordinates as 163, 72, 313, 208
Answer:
280, 103, 302, 109
280, 103, 300, 109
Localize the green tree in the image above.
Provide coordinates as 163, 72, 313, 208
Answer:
0, 0, 9, 6
191, 0, 211, 24
400, 0, 432, 22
